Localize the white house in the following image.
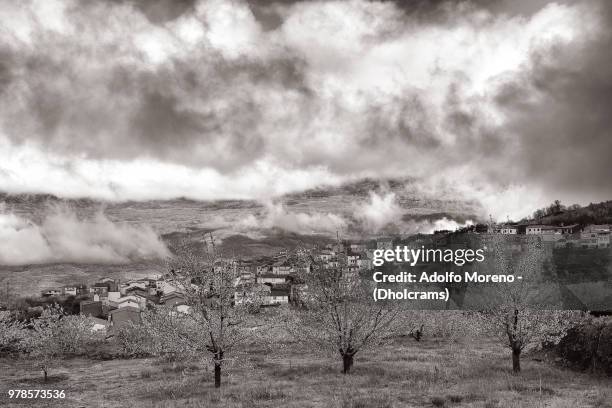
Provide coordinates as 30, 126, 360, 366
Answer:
272, 259, 293, 275
346, 252, 360, 266
580, 225, 611, 248
107, 291, 121, 302
500, 225, 518, 234
112, 295, 146, 310
526, 225, 556, 235
257, 274, 287, 285
63, 287, 78, 296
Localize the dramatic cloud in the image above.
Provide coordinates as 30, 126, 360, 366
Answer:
0, 0, 610, 217
0, 205, 169, 265
199, 194, 471, 236
353, 192, 403, 233
352, 191, 474, 234
234, 201, 347, 234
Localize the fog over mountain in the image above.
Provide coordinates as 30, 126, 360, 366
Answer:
1, 0, 611, 221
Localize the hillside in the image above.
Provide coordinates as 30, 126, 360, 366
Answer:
528, 200, 612, 226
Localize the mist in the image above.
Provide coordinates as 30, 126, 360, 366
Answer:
0, 205, 169, 265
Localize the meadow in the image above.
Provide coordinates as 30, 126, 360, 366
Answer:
1, 336, 610, 408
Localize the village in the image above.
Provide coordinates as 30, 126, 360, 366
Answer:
29, 222, 611, 336
490, 222, 611, 248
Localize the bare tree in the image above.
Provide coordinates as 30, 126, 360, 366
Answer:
286, 259, 400, 374
480, 237, 580, 373
140, 238, 263, 388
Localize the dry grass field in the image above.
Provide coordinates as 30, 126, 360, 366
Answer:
1, 337, 610, 408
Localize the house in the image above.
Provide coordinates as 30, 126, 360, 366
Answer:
257, 274, 287, 285
349, 243, 367, 253
107, 291, 121, 302
345, 251, 360, 266
63, 287, 78, 296
161, 292, 187, 307
555, 224, 579, 234
317, 249, 335, 262
499, 225, 518, 234
114, 294, 147, 310
272, 259, 293, 275
580, 225, 611, 248
41, 289, 61, 297
125, 286, 150, 298
257, 264, 272, 274
90, 283, 109, 296
156, 279, 179, 295
96, 278, 119, 292
597, 234, 611, 248
583, 224, 611, 233
323, 258, 339, 269
109, 306, 141, 333
264, 288, 290, 305
120, 281, 146, 295
526, 225, 557, 235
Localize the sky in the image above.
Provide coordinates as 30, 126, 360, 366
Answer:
0, 0, 611, 219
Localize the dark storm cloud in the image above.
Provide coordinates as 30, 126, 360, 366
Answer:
495, 0, 612, 198
108, 0, 197, 24
0, 0, 609, 209
386, 0, 575, 19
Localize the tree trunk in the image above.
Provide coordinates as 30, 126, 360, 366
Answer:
214, 350, 223, 388
214, 363, 221, 388
342, 353, 354, 374
512, 348, 521, 373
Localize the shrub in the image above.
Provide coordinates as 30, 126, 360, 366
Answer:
431, 396, 446, 407
556, 316, 612, 375
447, 394, 463, 403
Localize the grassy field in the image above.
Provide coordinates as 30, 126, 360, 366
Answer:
0, 337, 610, 408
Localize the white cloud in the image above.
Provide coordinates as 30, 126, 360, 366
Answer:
0, 204, 169, 265
237, 201, 347, 234
353, 191, 403, 233
0, 0, 606, 220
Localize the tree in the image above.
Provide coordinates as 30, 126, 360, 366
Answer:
139, 238, 263, 388
0, 311, 27, 354
286, 258, 400, 374
27, 304, 95, 382
480, 237, 579, 373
